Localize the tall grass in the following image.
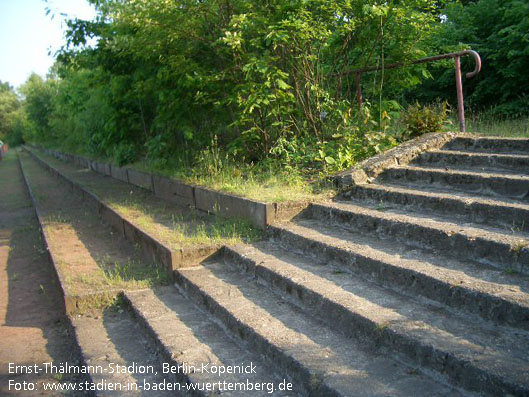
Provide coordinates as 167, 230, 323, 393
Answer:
466, 115, 529, 137
133, 146, 336, 203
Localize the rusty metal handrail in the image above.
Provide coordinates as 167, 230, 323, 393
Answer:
351, 50, 482, 132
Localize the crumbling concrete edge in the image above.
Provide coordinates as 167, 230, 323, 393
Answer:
333, 131, 459, 188
29, 145, 308, 228
25, 148, 219, 277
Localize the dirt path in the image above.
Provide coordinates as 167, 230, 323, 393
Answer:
0, 151, 83, 396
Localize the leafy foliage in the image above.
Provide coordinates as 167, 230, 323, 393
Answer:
17, 0, 488, 185
0, 81, 22, 145
401, 101, 451, 139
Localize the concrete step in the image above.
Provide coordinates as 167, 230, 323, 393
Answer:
19, 151, 176, 395
220, 243, 529, 396
123, 287, 294, 396
174, 261, 462, 397
71, 309, 173, 396
414, 150, 529, 174
343, 182, 529, 232
379, 165, 529, 201
304, 201, 529, 273
268, 220, 529, 329
443, 137, 529, 154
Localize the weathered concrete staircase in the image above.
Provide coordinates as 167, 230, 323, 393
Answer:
147, 136, 529, 396
23, 136, 529, 396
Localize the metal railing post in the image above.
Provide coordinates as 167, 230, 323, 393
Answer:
454, 55, 466, 132
347, 50, 481, 131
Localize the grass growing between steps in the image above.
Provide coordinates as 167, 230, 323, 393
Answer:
20, 152, 172, 313
43, 202, 172, 295
109, 200, 263, 248
30, 148, 263, 249
32, 144, 338, 203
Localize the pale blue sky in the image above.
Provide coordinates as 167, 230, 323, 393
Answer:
0, 0, 96, 89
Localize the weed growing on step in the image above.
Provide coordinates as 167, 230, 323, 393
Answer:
171, 213, 262, 246
374, 201, 393, 212
511, 241, 528, 257
374, 321, 390, 340
110, 199, 262, 248
43, 212, 71, 224
101, 259, 171, 289
75, 293, 121, 313
505, 267, 520, 276
94, 256, 171, 289
508, 220, 526, 235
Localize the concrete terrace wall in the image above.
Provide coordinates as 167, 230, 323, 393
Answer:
35, 146, 307, 229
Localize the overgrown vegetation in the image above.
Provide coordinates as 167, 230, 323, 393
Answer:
0, 82, 25, 146
111, 201, 263, 247
400, 101, 451, 140
2, 0, 528, 197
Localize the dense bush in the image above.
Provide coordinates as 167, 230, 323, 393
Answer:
19, 0, 447, 176
401, 101, 451, 140
0, 81, 22, 145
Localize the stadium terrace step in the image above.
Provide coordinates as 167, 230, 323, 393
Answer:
268, 219, 529, 329
123, 287, 296, 396
415, 149, 529, 173
304, 201, 529, 272
379, 165, 529, 200
342, 182, 529, 232
218, 243, 529, 396
173, 259, 463, 396
443, 136, 529, 153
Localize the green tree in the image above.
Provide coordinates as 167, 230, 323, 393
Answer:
18, 73, 58, 143
35, 0, 450, 173
0, 81, 21, 143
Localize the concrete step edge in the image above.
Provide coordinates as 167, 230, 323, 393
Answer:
344, 182, 529, 232
123, 287, 296, 396
380, 166, 529, 200
307, 202, 529, 272
444, 137, 529, 153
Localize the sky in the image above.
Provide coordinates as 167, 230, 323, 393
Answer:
0, 0, 96, 89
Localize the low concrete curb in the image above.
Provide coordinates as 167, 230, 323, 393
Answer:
333, 131, 458, 187
26, 148, 219, 277
36, 146, 307, 229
